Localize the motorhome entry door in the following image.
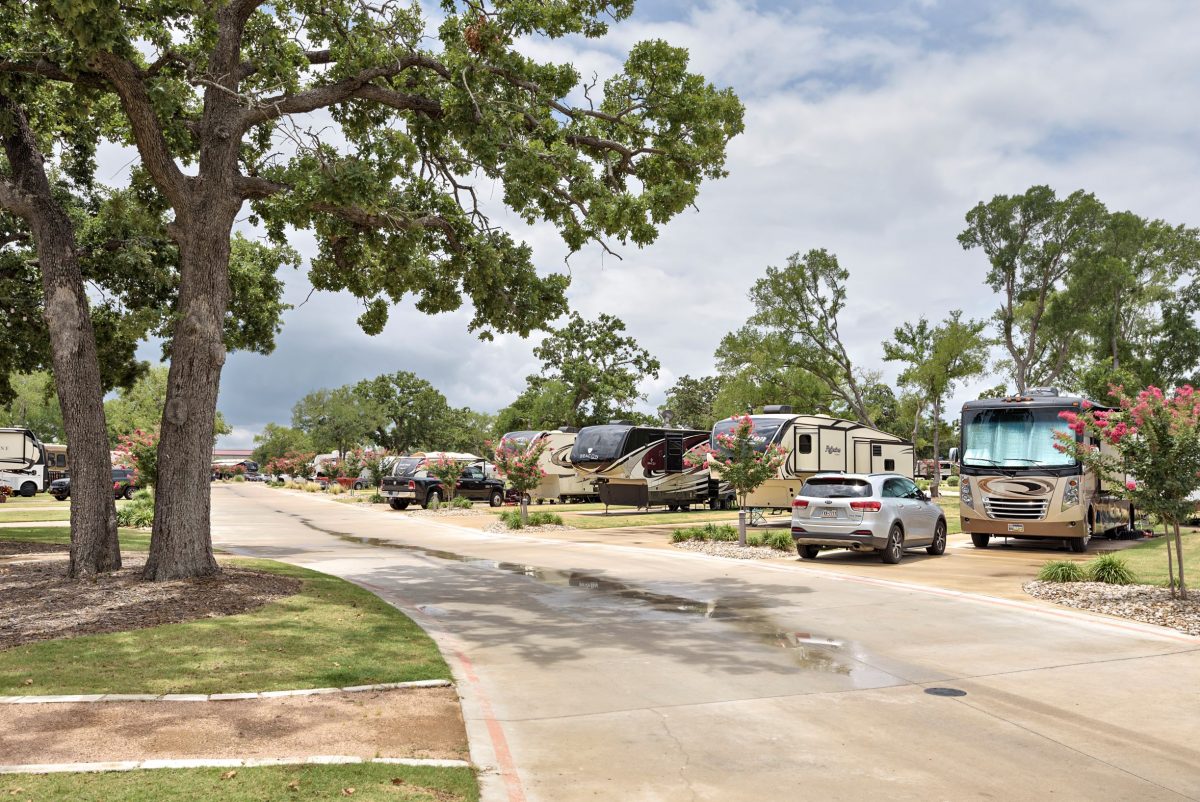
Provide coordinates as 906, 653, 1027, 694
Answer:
664, 434, 685, 473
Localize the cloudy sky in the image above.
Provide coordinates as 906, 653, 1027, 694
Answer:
169, 0, 1200, 447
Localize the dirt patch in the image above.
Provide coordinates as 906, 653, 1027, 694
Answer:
672, 540, 793, 560
0, 556, 301, 650
0, 540, 68, 556
0, 687, 468, 764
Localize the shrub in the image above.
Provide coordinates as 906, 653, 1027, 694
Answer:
671, 523, 739, 543
304, 482, 323, 493
946, 476, 960, 487
499, 510, 522, 529
368, 492, 384, 504
450, 496, 473, 509
427, 498, 441, 511
232, 474, 246, 483
763, 530, 794, 551
1086, 554, 1138, 585
327, 482, 346, 495
499, 509, 562, 529
1037, 560, 1085, 583
116, 489, 155, 528
915, 478, 931, 490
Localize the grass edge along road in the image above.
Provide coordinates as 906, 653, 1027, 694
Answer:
0, 552, 450, 695
1, 525, 150, 551
0, 762, 479, 802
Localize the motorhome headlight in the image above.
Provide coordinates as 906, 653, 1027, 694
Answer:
960, 477, 973, 509
1062, 478, 1080, 510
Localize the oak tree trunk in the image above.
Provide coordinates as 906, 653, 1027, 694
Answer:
142, 212, 234, 581
0, 95, 120, 577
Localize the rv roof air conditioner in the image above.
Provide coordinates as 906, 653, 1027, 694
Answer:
608, 419, 634, 426
558, 426, 580, 433
1026, 388, 1060, 397
762, 405, 793, 414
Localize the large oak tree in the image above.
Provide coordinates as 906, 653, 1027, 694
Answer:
3, 1, 742, 578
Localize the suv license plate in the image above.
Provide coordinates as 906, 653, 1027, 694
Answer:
1008, 523, 1024, 533
819, 509, 838, 518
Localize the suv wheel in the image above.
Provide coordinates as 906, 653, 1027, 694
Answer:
927, 520, 947, 556
881, 524, 904, 564
425, 489, 441, 508
489, 490, 503, 507
798, 544, 821, 560
970, 533, 990, 549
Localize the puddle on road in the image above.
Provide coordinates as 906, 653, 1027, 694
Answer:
296, 518, 857, 673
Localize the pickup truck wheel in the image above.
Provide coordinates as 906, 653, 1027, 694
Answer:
798, 544, 821, 560
489, 490, 503, 507
425, 489, 441, 508
881, 524, 904, 564
123, 486, 135, 500
53, 495, 68, 502
970, 533, 990, 549
389, 498, 410, 510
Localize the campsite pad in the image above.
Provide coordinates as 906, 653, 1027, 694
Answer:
0, 557, 300, 650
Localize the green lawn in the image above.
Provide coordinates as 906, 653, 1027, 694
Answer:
0, 524, 150, 550
0, 763, 478, 802
0, 505, 72, 523
1110, 530, 1200, 587
0, 558, 450, 695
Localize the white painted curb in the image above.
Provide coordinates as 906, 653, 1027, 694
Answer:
0, 755, 471, 774
0, 679, 452, 705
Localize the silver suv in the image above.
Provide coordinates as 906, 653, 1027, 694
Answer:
790, 473, 948, 564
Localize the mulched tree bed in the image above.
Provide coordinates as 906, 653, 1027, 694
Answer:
0, 554, 301, 650
0, 540, 69, 556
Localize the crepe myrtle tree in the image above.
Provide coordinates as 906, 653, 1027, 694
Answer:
425, 455, 466, 503
0, 1, 742, 580
493, 436, 548, 524
1057, 386, 1200, 599
687, 415, 787, 545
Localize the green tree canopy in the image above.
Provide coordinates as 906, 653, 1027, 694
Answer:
353, 371, 454, 453
252, 423, 314, 467
292, 386, 383, 458
658, 374, 722, 430
494, 378, 576, 435
0, 371, 64, 441
529, 312, 660, 426
105, 366, 231, 445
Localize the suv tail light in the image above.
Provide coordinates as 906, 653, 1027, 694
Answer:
792, 499, 809, 508
849, 500, 882, 512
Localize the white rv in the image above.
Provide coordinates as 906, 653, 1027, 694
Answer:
499, 428, 597, 503
570, 423, 733, 510
0, 427, 49, 496
708, 406, 915, 512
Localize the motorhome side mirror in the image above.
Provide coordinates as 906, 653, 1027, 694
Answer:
948, 447, 959, 465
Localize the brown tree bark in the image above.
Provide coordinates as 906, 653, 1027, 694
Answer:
0, 95, 120, 576
929, 396, 942, 499
1173, 520, 1187, 600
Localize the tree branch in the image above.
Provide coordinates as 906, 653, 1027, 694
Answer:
0, 59, 107, 90
88, 53, 189, 210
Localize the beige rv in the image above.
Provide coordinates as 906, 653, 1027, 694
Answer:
708, 407, 915, 512
955, 390, 1132, 553
499, 428, 597, 503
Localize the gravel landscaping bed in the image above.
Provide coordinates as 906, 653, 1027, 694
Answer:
1, 556, 301, 649
1024, 580, 1200, 636
672, 541, 793, 560
485, 522, 575, 534
407, 508, 490, 518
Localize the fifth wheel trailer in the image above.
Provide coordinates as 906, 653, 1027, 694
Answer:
0, 428, 48, 496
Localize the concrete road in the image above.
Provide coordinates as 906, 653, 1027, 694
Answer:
212, 485, 1200, 802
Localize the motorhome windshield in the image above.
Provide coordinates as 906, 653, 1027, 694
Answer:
711, 417, 787, 453
391, 457, 425, 477
570, 426, 630, 463
962, 407, 1075, 469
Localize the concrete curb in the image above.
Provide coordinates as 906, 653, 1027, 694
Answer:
0, 678, 452, 705
0, 755, 471, 774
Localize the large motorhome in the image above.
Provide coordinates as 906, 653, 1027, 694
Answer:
709, 407, 914, 512
569, 423, 731, 510
954, 389, 1132, 552
499, 428, 597, 503
0, 427, 48, 496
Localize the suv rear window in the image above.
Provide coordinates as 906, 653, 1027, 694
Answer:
800, 478, 873, 498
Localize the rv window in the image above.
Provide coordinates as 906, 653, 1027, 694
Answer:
711, 417, 787, 454
884, 459, 895, 471
623, 428, 659, 455
571, 426, 631, 463
501, 431, 540, 450
871, 444, 882, 457
800, 477, 872, 498
963, 408, 1074, 468
798, 434, 813, 454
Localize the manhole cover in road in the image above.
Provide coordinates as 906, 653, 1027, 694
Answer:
924, 687, 967, 697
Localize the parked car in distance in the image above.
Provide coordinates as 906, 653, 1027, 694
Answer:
790, 473, 947, 564
381, 454, 506, 510
50, 468, 140, 501
244, 473, 266, 482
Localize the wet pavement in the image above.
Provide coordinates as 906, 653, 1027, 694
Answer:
212, 485, 1200, 802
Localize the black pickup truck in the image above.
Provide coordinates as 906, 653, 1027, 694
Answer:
380, 456, 505, 510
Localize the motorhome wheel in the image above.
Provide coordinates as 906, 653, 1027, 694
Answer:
1068, 536, 1089, 553
19, 482, 36, 497
970, 533, 990, 549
